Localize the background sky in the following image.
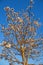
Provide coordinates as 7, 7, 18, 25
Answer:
0, 0, 43, 65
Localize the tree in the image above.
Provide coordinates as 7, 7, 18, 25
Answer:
0, 0, 43, 65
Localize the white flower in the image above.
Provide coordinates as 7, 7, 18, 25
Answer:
4, 6, 10, 11
5, 43, 11, 48
17, 17, 23, 23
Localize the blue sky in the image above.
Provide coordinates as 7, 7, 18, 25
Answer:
0, 0, 43, 65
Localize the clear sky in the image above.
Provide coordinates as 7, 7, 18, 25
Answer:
0, 0, 43, 65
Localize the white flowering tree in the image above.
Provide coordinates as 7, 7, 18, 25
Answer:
0, 0, 43, 65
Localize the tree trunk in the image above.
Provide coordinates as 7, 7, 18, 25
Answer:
23, 60, 28, 65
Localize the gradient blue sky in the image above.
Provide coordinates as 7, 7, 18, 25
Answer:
0, 0, 43, 65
